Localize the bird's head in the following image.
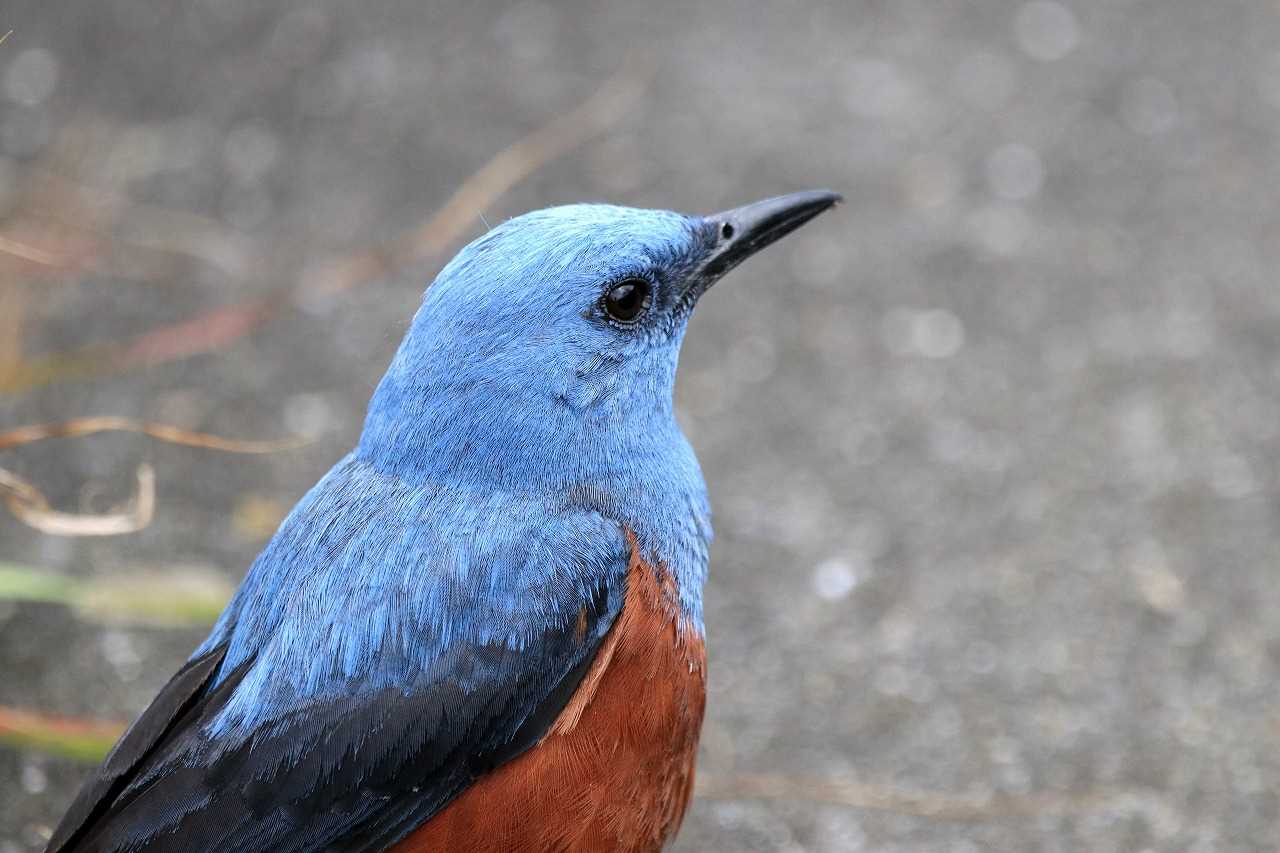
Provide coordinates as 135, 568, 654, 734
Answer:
358, 191, 841, 488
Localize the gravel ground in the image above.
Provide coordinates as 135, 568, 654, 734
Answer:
3, 1, 1280, 850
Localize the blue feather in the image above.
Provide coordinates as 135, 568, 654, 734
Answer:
199, 203, 713, 734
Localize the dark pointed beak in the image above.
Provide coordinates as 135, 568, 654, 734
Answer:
695, 189, 843, 285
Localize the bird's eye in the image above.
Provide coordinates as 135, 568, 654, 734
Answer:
603, 278, 651, 323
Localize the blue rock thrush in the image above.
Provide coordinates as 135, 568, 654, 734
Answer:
48, 190, 841, 853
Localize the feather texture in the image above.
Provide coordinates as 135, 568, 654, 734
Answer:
392, 540, 706, 853
48, 201, 732, 853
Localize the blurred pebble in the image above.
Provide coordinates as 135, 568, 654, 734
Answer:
811, 555, 862, 600
20, 760, 47, 795
100, 629, 143, 682
1128, 539, 1185, 613
283, 392, 334, 438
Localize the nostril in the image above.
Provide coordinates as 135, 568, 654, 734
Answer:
720, 222, 735, 240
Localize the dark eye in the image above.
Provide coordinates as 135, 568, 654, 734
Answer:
603, 278, 651, 323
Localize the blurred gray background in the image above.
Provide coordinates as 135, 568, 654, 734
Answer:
2, 0, 1278, 850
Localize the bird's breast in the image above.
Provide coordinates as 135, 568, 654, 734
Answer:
391, 538, 707, 853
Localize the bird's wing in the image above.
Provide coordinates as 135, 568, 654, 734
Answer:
47, 467, 632, 853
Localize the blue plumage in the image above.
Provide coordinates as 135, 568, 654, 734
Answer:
48, 192, 840, 853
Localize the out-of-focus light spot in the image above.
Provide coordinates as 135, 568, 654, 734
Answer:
882, 308, 966, 359
224, 122, 280, 183
100, 630, 143, 682
903, 154, 962, 210
1120, 77, 1179, 135
954, 51, 1018, 111
284, 392, 333, 438
986, 143, 1045, 201
812, 556, 862, 600
969, 203, 1032, 256
845, 59, 917, 120
3, 48, 59, 105
1014, 1, 1080, 62
20, 761, 47, 795
1129, 539, 1185, 613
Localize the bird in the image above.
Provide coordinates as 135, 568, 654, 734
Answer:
46, 190, 841, 853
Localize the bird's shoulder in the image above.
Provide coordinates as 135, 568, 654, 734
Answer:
47, 455, 642, 853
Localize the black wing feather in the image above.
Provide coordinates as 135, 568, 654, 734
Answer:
46, 643, 229, 853
48, 571, 622, 853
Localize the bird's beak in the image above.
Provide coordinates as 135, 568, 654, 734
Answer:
693, 190, 843, 288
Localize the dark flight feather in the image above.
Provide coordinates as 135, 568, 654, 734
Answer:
46, 548, 625, 853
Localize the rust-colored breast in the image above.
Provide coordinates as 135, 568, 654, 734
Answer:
391, 540, 707, 853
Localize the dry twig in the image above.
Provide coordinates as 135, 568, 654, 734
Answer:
0, 418, 309, 534
0, 415, 312, 453
0, 464, 154, 536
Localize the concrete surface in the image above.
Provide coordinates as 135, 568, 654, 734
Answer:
2, 1, 1279, 850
